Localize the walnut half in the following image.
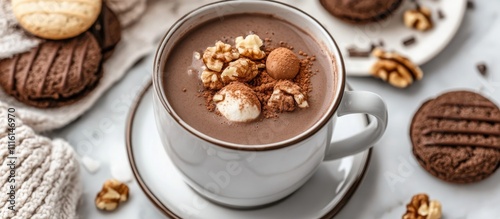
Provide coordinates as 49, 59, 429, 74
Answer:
268, 80, 309, 112
370, 48, 423, 88
221, 58, 264, 83
235, 34, 266, 60
403, 193, 442, 219
203, 41, 239, 72
201, 69, 224, 90
95, 179, 129, 211
404, 6, 433, 31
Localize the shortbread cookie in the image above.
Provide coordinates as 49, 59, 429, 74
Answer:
410, 91, 500, 183
11, 0, 102, 40
0, 32, 103, 108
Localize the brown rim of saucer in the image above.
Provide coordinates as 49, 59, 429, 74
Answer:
126, 80, 373, 219
152, 0, 346, 151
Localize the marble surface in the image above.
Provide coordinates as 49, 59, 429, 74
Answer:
49, 0, 500, 218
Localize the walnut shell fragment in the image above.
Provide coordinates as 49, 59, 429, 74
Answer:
403, 193, 442, 219
95, 179, 129, 211
370, 48, 423, 88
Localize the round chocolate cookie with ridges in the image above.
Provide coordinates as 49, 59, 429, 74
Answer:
0, 32, 102, 108
410, 91, 500, 183
320, 0, 403, 24
90, 3, 122, 60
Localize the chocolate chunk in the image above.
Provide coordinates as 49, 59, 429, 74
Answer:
467, 0, 474, 9
347, 47, 371, 58
370, 40, 385, 51
0, 32, 102, 108
477, 63, 487, 77
410, 91, 500, 183
437, 9, 445, 19
403, 36, 417, 46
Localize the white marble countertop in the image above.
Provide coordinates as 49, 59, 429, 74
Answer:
50, 0, 500, 218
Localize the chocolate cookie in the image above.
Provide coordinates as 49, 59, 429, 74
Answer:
91, 3, 122, 60
320, 0, 403, 24
0, 32, 103, 108
410, 91, 500, 183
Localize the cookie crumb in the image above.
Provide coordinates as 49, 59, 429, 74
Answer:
476, 62, 487, 77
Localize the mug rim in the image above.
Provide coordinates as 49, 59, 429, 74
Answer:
153, 0, 346, 151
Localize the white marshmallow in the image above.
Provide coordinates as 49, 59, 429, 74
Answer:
214, 87, 261, 122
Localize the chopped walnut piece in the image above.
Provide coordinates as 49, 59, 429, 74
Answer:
201, 69, 224, 90
95, 179, 129, 211
370, 48, 423, 88
235, 34, 266, 60
268, 80, 308, 112
404, 6, 433, 31
203, 41, 239, 72
403, 194, 442, 219
221, 58, 263, 83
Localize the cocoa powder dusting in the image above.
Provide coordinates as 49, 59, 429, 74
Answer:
294, 58, 313, 94
202, 91, 216, 112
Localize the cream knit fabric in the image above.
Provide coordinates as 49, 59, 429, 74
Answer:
0, 0, 40, 59
0, 103, 81, 219
106, 0, 147, 27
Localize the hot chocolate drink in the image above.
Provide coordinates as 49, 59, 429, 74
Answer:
162, 14, 337, 145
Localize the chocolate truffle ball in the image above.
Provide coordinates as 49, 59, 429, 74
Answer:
266, 48, 300, 80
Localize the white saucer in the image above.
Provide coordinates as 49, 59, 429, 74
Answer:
278, 0, 467, 76
126, 81, 372, 218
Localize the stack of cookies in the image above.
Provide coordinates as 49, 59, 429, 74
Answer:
0, 0, 122, 108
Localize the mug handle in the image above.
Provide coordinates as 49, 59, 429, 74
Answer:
324, 91, 388, 161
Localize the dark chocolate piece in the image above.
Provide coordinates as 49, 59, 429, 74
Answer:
437, 9, 445, 19
467, 0, 475, 9
403, 36, 417, 46
347, 47, 371, 58
477, 63, 487, 77
379, 40, 385, 47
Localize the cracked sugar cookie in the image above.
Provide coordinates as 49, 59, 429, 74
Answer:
11, 0, 102, 40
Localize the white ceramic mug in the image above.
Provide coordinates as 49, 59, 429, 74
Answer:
153, 0, 388, 208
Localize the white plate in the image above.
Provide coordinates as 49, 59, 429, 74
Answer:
278, 0, 467, 76
126, 81, 372, 218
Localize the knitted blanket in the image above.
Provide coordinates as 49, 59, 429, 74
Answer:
0, 103, 81, 218
0, 0, 40, 59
